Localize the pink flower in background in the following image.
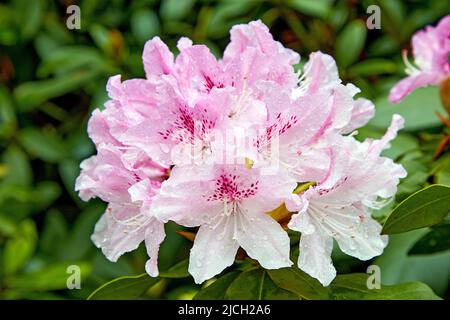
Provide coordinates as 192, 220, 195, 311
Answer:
389, 15, 450, 103
76, 20, 406, 285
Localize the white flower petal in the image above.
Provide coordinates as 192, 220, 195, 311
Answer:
144, 220, 166, 277
236, 209, 292, 269
288, 208, 316, 235
298, 232, 336, 286
91, 204, 146, 262
309, 202, 388, 261
188, 214, 239, 284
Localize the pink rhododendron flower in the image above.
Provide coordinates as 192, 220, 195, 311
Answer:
151, 164, 296, 283
76, 20, 406, 286
389, 15, 450, 103
75, 144, 167, 277
286, 115, 407, 285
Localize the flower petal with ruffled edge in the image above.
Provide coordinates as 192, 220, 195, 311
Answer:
389, 15, 450, 103
287, 115, 406, 286
92, 203, 165, 277
151, 164, 295, 283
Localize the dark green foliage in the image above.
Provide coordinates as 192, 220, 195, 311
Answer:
0, 0, 449, 300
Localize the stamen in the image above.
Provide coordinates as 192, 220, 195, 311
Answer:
108, 204, 151, 228
229, 78, 249, 119
402, 49, 420, 75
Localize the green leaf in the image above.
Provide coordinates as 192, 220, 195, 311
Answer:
58, 159, 83, 204
91, 252, 135, 280
382, 185, 450, 234
14, 0, 44, 40
396, 151, 430, 198
14, 69, 101, 111
267, 267, 329, 300
409, 224, 450, 255
330, 274, 440, 300
369, 86, 446, 131
0, 213, 17, 237
435, 159, 450, 185
367, 35, 399, 56
34, 33, 62, 60
378, 0, 405, 39
381, 134, 419, 160
3, 219, 37, 275
89, 24, 114, 56
88, 273, 160, 300
39, 209, 68, 256
159, 259, 190, 278
166, 285, 198, 300
37, 46, 106, 77
373, 230, 425, 286
335, 20, 367, 68
61, 203, 104, 260
3, 290, 63, 300
207, 1, 258, 39
131, 9, 160, 44
1, 145, 32, 187
194, 271, 241, 300
225, 268, 299, 300
18, 127, 68, 163
88, 259, 190, 300
0, 86, 16, 138
33, 181, 61, 211
7, 262, 92, 291
372, 229, 450, 296
348, 59, 397, 77
286, 0, 333, 19
160, 0, 196, 21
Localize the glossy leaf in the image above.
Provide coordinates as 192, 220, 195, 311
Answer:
194, 271, 241, 300
348, 59, 397, 77
335, 20, 367, 68
88, 274, 160, 300
225, 268, 299, 300
7, 262, 92, 291
409, 224, 450, 255
3, 220, 37, 275
1, 145, 32, 187
160, 0, 196, 21
61, 204, 105, 260
18, 127, 68, 163
435, 160, 450, 185
14, 70, 101, 111
369, 86, 446, 131
131, 9, 160, 44
267, 267, 329, 300
287, 0, 333, 19
382, 185, 450, 234
88, 259, 190, 300
330, 274, 440, 300
159, 259, 190, 278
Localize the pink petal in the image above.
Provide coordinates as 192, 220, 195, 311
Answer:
143, 37, 174, 79
341, 98, 375, 134
389, 72, 441, 103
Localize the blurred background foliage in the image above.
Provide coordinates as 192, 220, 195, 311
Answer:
0, 0, 449, 300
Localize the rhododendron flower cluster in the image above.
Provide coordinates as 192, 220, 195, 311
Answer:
76, 20, 406, 286
389, 15, 450, 103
